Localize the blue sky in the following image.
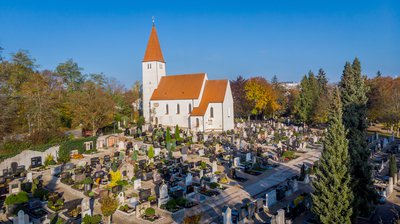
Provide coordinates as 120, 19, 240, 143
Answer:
1, 0, 399, 88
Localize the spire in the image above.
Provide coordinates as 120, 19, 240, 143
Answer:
143, 21, 165, 63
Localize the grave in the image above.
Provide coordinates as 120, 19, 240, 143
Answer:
117, 192, 125, 205
158, 183, 169, 207
81, 197, 91, 218
265, 189, 277, 210
222, 206, 233, 224
14, 210, 29, 224
134, 179, 142, 190
212, 161, 218, 174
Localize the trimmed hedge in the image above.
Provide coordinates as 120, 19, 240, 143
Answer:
58, 136, 97, 163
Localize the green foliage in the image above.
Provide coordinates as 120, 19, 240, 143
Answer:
131, 150, 138, 162
148, 145, 154, 159
145, 207, 156, 216
281, 151, 296, 160
82, 177, 93, 185
44, 154, 56, 166
5, 191, 29, 206
389, 154, 398, 178
312, 88, 353, 224
58, 136, 97, 163
82, 214, 102, 224
148, 195, 156, 202
33, 187, 49, 200
174, 125, 181, 141
209, 182, 220, 189
165, 199, 177, 211
166, 127, 171, 143
339, 58, 376, 217
200, 161, 207, 170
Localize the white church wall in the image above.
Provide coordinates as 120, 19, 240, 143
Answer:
222, 82, 235, 131
203, 103, 223, 132
193, 74, 208, 107
142, 61, 166, 123
151, 99, 193, 129
189, 116, 204, 132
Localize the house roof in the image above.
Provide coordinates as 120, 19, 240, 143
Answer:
150, 73, 206, 100
191, 80, 228, 116
143, 25, 165, 62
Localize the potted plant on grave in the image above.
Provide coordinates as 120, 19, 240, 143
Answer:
100, 196, 118, 224
143, 207, 159, 221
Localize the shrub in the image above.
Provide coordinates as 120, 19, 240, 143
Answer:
281, 151, 296, 160
165, 199, 177, 211
82, 214, 102, 224
176, 197, 187, 207
148, 195, 156, 202
145, 207, 155, 216
82, 177, 93, 185
209, 182, 220, 189
5, 191, 29, 206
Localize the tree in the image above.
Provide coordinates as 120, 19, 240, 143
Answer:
311, 88, 353, 224
174, 125, 181, 141
100, 196, 118, 224
132, 150, 138, 162
55, 59, 85, 92
339, 58, 376, 218
69, 81, 115, 135
389, 154, 398, 178
312, 69, 330, 124
244, 77, 280, 118
230, 76, 252, 119
148, 145, 154, 159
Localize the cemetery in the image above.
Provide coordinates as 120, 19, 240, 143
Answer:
0, 120, 324, 223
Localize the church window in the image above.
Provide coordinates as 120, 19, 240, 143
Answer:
166, 104, 169, 114
196, 118, 199, 127
159, 63, 163, 69
189, 104, 192, 113
210, 107, 214, 118
147, 63, 152, 69
177, 104, 180, 114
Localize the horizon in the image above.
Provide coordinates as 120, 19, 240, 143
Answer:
1, 0, 399, 88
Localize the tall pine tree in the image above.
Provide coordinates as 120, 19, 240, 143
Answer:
312, 87, 353, 224
339, 58, 377, 218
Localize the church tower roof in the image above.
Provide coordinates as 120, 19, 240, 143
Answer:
143, 24, 165, 63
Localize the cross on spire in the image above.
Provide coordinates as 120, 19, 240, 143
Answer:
152, 16, 155, 26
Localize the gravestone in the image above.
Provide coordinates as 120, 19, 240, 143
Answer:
199, 169, 204, 179
134, 179, 141, 190
222, 206, 232, 224
198, 149, 205, 156
233, 157, 240, 167
158, 183, 169, 207
292, 179, 299, 192
26, 172, 33, 183
265, 189, 277, 210
246, 153, 251, 162
117, 192, 125, 205
212, 161, 218, 174
271, 209, 285, 224
14, 210, 29, 224
81, 197, 91, 217
185, 173, 193, 186
155, 148, 160, 156
387, 177, 394, 196
9, 180, 21, 194
182, 154, 187, 162
304, 174, 310, 184
255, 198, 264, 212
248, 202, 255, 220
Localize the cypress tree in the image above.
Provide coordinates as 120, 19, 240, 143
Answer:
339, 58, 376, 218
311, 87, 353, 224
389, 154, 397, 178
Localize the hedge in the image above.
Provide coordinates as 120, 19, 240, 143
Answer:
58, 136, 97, 163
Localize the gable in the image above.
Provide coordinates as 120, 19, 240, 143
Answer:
191, 80, 228, 116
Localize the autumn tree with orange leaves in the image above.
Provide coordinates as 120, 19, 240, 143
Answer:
244, 77, 280, 118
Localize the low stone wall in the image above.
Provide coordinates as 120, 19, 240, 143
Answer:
0, 146, 59, 173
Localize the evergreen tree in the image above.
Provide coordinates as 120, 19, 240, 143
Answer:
148, 145, 154, 159
339, 58, 376, 218
312, 68, 330, 124
311, 87, 353, 224
295, 71, 318, 124
389, 154, 397, 178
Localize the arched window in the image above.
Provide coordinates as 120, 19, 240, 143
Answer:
166, 104, 169, 114
189, 104, 192, 113
196, 118, 200, 127
210, 107, 214, 118
177, 104, 180, 114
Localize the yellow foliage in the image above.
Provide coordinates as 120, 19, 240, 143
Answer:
244, 77, 280, 116
108, 170, 122, 188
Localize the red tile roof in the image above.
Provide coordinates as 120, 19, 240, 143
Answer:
191, 80, 228, 116
150, 73, 206, 100
143, 25, 165, 62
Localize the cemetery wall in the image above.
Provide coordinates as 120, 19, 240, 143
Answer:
0, 146, 59, 171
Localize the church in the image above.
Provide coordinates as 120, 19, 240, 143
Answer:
141, 23, 234, 132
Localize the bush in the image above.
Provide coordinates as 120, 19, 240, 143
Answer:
176, 197, 187, 207
5, 191, 29, 206
281, 151, 296, 160
209, 182, 220, 189
82, 214, 102, 224
165, 199, 177, 211
58, 136, 98, 163
148, 195, 156, 202
145, 207, 155, 216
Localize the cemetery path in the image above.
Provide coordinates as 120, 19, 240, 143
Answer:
184, 149, 321, 223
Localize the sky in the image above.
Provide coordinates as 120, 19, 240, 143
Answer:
1, 0, 399, 87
